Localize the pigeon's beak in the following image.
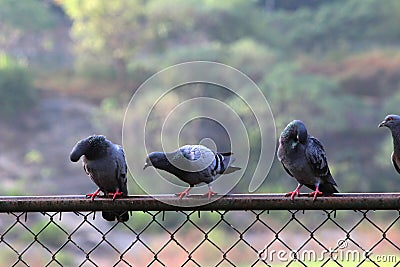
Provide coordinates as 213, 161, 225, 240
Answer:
378, 121, 386, 128
143, 161, 153, 170
143, 162, 149, 170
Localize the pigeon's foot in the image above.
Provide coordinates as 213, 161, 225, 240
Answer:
203, 185, 218, 199
203, 189, 218, 199
309, 187, 323, 201
285, 190, 300, 201
109, 190, 123, 201
285, 184, 302, 201
176, 187, 192, 199
86, 188, 101, 201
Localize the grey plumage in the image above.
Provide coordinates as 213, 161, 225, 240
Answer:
70, 135, 129, 222
277, 120, 338, 200
143, 144, 241, 198
378, 114, 400, 174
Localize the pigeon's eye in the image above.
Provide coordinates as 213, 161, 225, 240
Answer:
388, 117, 393, 122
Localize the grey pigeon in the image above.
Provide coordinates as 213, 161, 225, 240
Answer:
378, 114, 400, 174
277, 120, 338, 201
143, 144, 241, 199
70, 135, 129, 222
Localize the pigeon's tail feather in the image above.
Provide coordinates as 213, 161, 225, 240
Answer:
219, 153, 241, 174
224, 166, 242, 174
118, 211, 129, 222
102, 211, 129, 222
318, 183, 339, 194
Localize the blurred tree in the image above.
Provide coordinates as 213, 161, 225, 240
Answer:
146, 0, 261, 48
262, 62, 350, 132
223, 38, 277, 81
56, 0, 400, 193
0, 0, 57, 61
60, 0, 153, 91
0, 54, 37, 117
0, 0, 56, 31
257, 0, 342, 12
258, 0, 400, 54
60, 0, 265, 92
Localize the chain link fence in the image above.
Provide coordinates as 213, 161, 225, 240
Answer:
0, 194, 399, 266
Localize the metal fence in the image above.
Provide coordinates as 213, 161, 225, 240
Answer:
0, 194, 399, 266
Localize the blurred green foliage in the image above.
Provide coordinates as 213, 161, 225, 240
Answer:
1, 0, 400, 193
58, 0, 400, 193
0, 0, 56, 31
0, 54, 37, 117
259, 0, 400, 53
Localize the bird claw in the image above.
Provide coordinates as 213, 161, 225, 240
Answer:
285, 190, 300, 201
176, 187, 192, 199
108, 191, 123, 201
285, 184, 302, 201
203, 190, 217, 199
86, 189, 101, 201
309, 190, 323, 201
176, 191, 189, 199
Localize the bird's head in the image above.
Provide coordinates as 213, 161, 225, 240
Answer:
378, 115, 400, 129
143, 155, 153, 170
70, 135, 107, 162
280, 120, 308, 148
143, 152, 166, 170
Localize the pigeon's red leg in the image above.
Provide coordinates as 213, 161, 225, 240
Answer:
309, 186, 323, 201
108, 189, 123, 201
202, 184, 217, 199
86, 188, 101, 201
285, 184, 302, 201
176, 187, 192, 199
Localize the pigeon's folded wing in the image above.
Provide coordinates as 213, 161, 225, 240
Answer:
115, 145, 128, 196
305, 137, 336, 186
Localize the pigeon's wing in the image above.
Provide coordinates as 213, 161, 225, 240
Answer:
178, 145, 215, 169
83, 162, 90, 175
200, 148, 241, 177
179, 145, 196, 160
305, 136, 337, 186
103, 144, 129, 222
281, 162, 294, 177
182, 145, 228, 181
277, 143, 294, 177
194, 145, 216, 165
179, 145, 212, 160
82, 157, 99, 185
391, 152, 400, 174
115, 145, 128, 196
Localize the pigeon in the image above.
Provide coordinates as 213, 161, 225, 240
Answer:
70, 135, 129, 222
277, 120, 338, 201
378, 114, 400, 174
143, 144, 241, 199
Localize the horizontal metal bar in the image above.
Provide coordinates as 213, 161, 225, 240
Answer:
0, 193, 399, 212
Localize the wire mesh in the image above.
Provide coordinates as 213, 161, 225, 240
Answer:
0, 196, 399, 266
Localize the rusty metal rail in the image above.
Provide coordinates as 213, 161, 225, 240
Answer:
0, 194, 399, 266
0, 193, 399, 212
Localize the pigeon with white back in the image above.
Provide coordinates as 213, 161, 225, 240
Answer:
70, 135, 129, 222
143, 144, 241, 199
277, 120, 338, 201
